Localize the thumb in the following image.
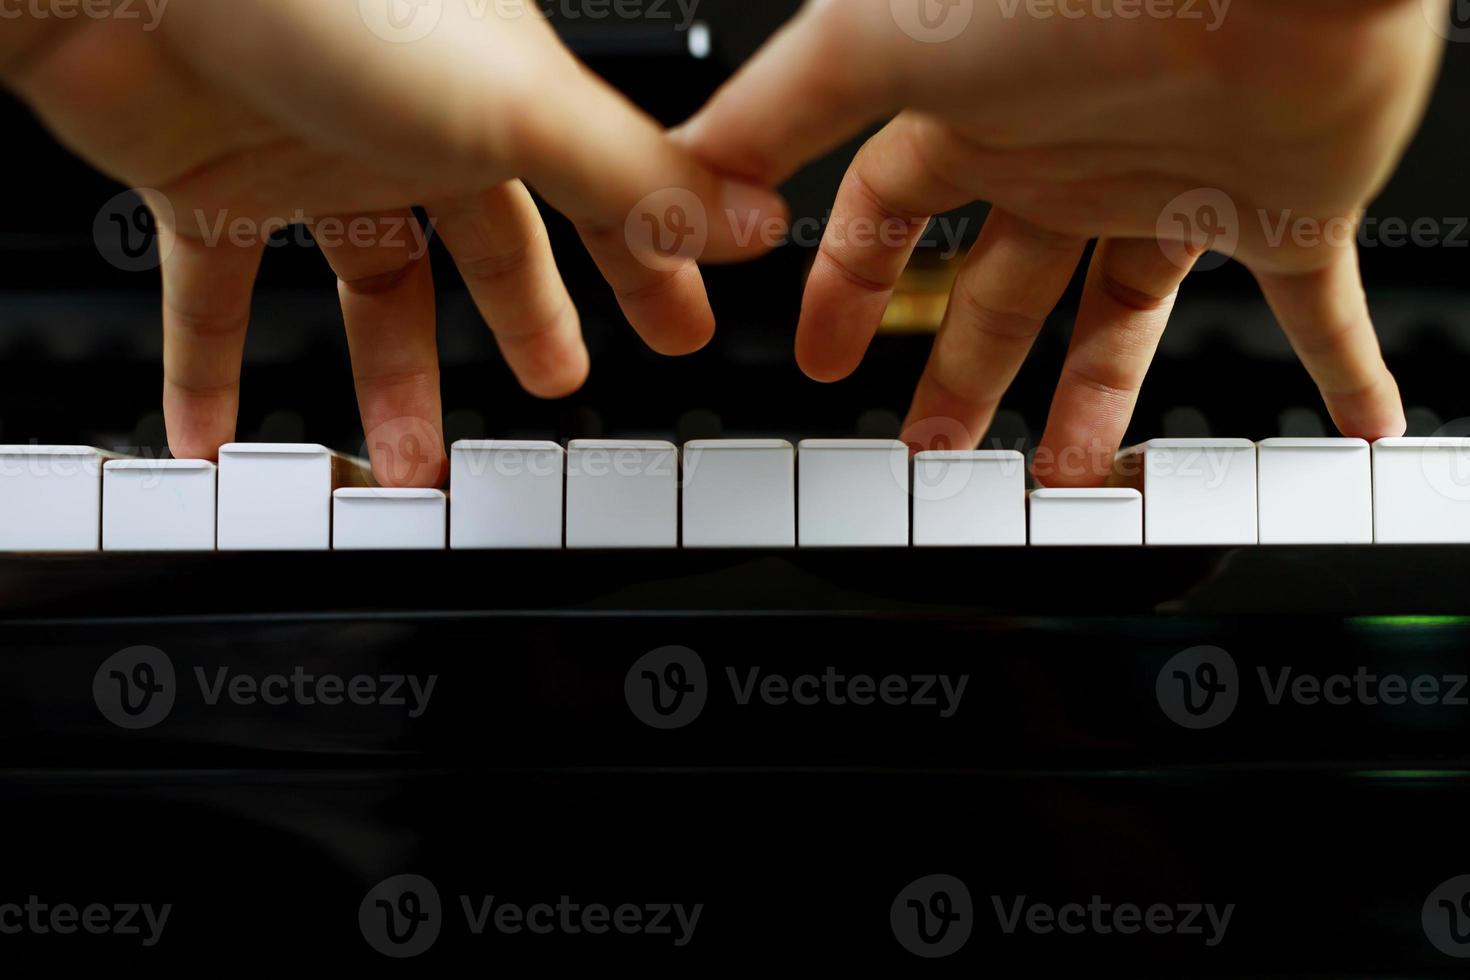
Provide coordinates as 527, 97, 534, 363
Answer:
507, 57, 788, 264
675, 0, 906, 186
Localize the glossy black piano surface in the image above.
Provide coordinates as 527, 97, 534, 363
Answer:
1, 548, 1469, 973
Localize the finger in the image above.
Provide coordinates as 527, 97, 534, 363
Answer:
797, 114, 977, 382
901, 211, 1087, 451
533, 65, 786, 356
1254, 244, 1406, 440
1035, 238, 1195, 488
429, 183, 588, 399
678, 0, 903, 185
159, 220, 265, 461
317, 210, 446, 488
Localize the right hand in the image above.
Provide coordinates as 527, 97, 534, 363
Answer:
682, 0, 1446, 484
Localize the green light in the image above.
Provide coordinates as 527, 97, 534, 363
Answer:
1349, 616, 1470, 628
1356, 770, 1467, 779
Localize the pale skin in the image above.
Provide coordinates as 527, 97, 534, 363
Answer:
1, 0, 785, 486
2, 0, 1449, 488
682, 0, 1445, 484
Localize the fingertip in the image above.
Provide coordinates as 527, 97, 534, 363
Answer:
162, 388, 233, 463
515, 336, 592, 400
795, 316, 862, 383
364, 415, 446, 489
645, 312, 715, 357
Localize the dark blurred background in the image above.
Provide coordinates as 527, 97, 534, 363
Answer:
0, 0, 1467, 460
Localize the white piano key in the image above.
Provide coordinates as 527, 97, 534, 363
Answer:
1372, 438, 1470, 543
1119, 439, 1258, 545
912, 450, 1027, 546
333, 489, 447, 550
797, 440, 909, 547
103, 459, 216, 552
450, 441, 563, 549
0, 446, 107, 551
566, 440, 678, 548
218, 444, 370, 551
1257, 438, 1372, 544
1028, 489, 1143, 546
681, 440, 795, 548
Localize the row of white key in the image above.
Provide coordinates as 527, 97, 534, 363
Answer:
3, 437, 1470, 550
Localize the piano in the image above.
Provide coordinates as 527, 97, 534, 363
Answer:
3, 1, 1470, 975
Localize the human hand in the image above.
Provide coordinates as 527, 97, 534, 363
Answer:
681, 0, 1446, 484
3, 0, 784, 485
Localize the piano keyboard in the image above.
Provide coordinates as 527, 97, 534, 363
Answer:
1, 436, 1469, 551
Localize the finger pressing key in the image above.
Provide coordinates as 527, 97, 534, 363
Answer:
318, 209, 447, 489
902, 210, 1086, 452
1254, 242, 1406, 441
1035, 238, 1195, 488
160, 215, 265, 463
